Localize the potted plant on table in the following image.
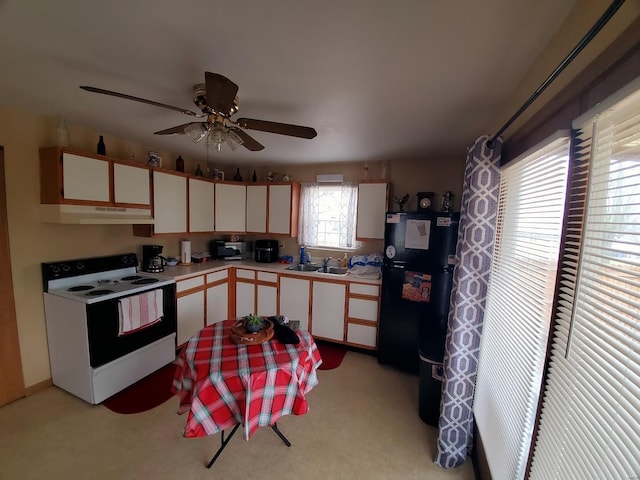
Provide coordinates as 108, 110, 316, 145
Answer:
244, 314, 264, 333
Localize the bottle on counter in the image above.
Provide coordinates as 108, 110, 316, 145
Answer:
299, 246, 306, 264
341, 253, 349, 269
97, 135, 106, 155
195, 164, 203, 176
175, 155, 184, 172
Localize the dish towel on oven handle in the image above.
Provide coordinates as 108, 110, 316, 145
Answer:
118, 289, 164, 336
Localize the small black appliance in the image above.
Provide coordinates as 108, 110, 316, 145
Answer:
142, 244, 165, 272
255, 239, 279, 263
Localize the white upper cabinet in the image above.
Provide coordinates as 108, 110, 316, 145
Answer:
62, 153, 110, 202
356, 182, 388, 240
189, 178, 215, 232
113, 163, 150, 206
246, 185, 268, 233
215, 183, 247, 233
153, 171, 187, 234
268, 184, 293, 235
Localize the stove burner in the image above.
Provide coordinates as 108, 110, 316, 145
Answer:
68, 285, 95, 292
131, 278, 159, 285
98, 279, 119, 285
121, 275, 143, 281
85, 289, 114, 296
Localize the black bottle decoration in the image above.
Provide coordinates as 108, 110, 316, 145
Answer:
195, 164, 203, 176
97, 135, 106, 155
252, 170, 257, 182
233, 168, 243, 181
175, 155, 184, 172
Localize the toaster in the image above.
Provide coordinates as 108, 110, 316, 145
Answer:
255, 239, 279, 263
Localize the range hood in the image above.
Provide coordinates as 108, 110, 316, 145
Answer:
41, 204, 155, 225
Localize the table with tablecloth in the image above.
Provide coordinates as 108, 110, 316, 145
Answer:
172, 319, 322, 442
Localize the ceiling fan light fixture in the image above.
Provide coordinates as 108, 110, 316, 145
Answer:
226, 129, 244, 151
185, 123, 208, 143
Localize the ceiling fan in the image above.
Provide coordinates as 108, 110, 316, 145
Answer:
80, 72, 317, 152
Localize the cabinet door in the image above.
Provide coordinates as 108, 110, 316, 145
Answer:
177, 290, 205, 345
62, 153, 110, 202
189, 178, 215, 232
279, 276, 311, 331
257, 284, 277, 316
268, 184, 292, 234
356, 182, 388, 240
311, 281, 346, 341
206, 282, 229, 325
153, 172, 187, 234
215, 183, 247, 232
347, 323, 377, 348
246, 185, 267, 233
113, 163, 150, 206
235, 281, 255, 318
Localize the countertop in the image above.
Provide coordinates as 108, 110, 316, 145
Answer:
157, 259, 382, 284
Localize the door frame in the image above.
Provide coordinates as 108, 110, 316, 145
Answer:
0, 146, 25, 405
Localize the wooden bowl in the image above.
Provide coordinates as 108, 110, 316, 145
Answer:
230, 319, 274, 345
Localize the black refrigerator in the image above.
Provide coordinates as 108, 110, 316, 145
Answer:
377, 211, 459, 373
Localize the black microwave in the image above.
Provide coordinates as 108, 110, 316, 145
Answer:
255, 239, 279, 263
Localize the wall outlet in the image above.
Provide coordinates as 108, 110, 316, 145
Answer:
279, 241, 285, 250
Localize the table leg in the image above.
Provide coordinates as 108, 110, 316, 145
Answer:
206, 423, 240, 469
271, 422, 292, 447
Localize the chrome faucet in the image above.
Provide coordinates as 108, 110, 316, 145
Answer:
322, 257, 332, 272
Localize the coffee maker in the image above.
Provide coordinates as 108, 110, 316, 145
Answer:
142, 245, 165, 273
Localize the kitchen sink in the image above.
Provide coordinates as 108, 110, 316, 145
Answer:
316, 266, 349, 276
285, 264, 322, 272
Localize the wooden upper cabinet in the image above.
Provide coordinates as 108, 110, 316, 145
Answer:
356, 181, 388, 240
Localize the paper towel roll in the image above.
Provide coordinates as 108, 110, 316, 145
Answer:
180, 240, 192, 264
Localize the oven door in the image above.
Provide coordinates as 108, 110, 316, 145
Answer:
86, 284, 177, 368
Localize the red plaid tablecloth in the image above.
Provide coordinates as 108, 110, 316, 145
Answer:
172, 319, 322, 440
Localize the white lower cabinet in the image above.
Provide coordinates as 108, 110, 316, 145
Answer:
177, 290, 205, 345
279, 276, 311, 331
311, 281, 346, 341
236, 281, 255, 318
206, 271, 229, 326
257, 284, 277, 316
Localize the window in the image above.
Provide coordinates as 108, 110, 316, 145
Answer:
297, 182, 358, 249
474, 132, 570, 479
529, 78, 640, 479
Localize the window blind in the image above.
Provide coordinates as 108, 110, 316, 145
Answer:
473, 133, 570, 480
529, 78, 640, 479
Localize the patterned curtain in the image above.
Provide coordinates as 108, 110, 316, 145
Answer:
435, 135, 502, 468
297, 182, 358, 248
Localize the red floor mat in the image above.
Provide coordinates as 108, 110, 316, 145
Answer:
102, 363, 176, 414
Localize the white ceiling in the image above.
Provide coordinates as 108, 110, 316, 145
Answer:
0, 0, 577, 166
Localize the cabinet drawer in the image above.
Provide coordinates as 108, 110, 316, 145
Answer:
347, 323, 377, 348
348, 297, 379, 322
206, 270, 228, 283
257, 271, 278, 283
236, 269, 256, 280
350, 283, 380, 297
177, 275, 204, 292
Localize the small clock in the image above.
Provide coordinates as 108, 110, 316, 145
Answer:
417, 192, 435, 212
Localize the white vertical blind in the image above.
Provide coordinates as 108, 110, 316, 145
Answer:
530, 79, 640, 479
473, 133, 570, 480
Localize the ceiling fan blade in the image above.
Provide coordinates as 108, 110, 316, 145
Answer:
154, 122, 202, 135
80, 86, 201, 117
230, 128, 265, 151
204, 72, 239, 116
236, 118, 317, 139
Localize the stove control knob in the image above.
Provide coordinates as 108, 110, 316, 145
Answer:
51, 266, 60, 274
76, 262, 85, 271
61, 264, 70, 272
